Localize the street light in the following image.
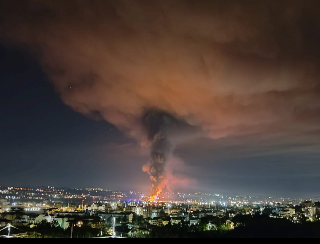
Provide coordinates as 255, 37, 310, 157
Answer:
7, 224, 11, 237
70, 223, 74, 238
112, 217, 116, 237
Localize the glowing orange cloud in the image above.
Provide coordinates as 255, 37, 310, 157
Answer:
1, 0, 320, 194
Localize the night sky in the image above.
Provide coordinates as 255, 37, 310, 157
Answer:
1, 0, 320, 199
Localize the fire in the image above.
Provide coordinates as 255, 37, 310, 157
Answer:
149, 188, 162, 202
148, 177, 168, 202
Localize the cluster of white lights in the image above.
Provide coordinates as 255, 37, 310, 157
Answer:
25, 207, 41, 211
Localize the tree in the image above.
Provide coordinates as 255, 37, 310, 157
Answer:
198, 216, 209, 231
137, 215, 145, 225
262, 207, 273, 216
132, 213, 138, 224
232, 214, 253, 227
51, 219, 60, 228
33, 220, 55, 238
105, 216, 113, 227
121, 215, 127, 223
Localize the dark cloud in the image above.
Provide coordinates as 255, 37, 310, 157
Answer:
1, 0, 320, 195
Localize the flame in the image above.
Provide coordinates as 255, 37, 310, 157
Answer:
148, 176, 168, 202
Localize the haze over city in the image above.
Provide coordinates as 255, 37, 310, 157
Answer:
1, 0, 320, 200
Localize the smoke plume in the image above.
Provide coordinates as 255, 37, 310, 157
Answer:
140, 109, 174, 199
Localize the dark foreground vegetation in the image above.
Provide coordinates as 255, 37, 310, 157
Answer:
201, 220, 320, 238
145, 214, 320, 238
223, 214, 320, 238
4, 213, 320, 238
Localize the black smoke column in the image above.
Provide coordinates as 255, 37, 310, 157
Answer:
142, 108, 176, 201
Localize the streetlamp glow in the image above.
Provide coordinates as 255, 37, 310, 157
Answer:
7, 223, 11, 237
112, 217, 116, 237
